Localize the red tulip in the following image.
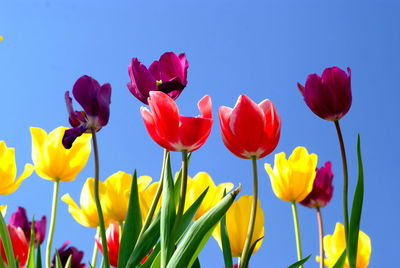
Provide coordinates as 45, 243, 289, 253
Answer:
96, 222, 119, 267
297, 67, 352, 121
218, 95, 281, 159
141, 91, 213, 152
0, 225, 29, 267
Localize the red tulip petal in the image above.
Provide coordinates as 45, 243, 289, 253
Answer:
178, 116, 213, 152
258, 99, 281, 158
197, 95, 212, 119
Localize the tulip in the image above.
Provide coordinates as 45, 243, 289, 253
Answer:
62, 178, 110, 228
0, 225, 29, 267
213, 195, 264, 257
0, 141, 33, 195
9, 207, 47, 245
102, 171, 152, 222
96, 222, 119, 267
265, 146, 318, 202
52, 241, 85, 268
31, 126, 91, 182
317, 223, 371, 268
141, 91, 213, 152
138, 181, 161, 221
63, 75, 112, 149
0, 206, 6, 217
218, 95, 281, 159
184, 172, 233, 220
297, 67, 352, 121
128, 52, 189, 104
300, 161, 334, 209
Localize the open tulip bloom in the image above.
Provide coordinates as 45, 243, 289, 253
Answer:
0, 53, 371, 268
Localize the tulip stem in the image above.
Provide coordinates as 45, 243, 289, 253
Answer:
91, 228, 100, 268
173, 150, 189, 238
239, 156, 259, 268
291, 202, 303, 267
334, 120, 349, 241
137, 149, 168, 244
316, 208, 325, 268
91, 128, 110, 268
45, 179, 60, 268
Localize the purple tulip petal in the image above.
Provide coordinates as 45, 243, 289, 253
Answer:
52, 241, 85, 268
148, 60, 161, 81
33, 216, 47, 245
128, 58, 157, 104
96, 83, 112, 126
62, 126, 88, 149
159, 52, 188, 86
65, 91, 85, 127
9, 207, 30, 240
72, 75, 100, 117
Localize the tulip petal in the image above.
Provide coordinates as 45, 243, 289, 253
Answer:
97, 83, 112, 126
61, 194, 96, 228
159, 52, 187, 85
62, 126, 88, 150
72, 75, 100, 116
0, 164, 33, 195
128, 58, 157, 104
198, 95, 212, 119
178, 116, 213, 152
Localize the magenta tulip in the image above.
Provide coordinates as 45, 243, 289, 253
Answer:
52, 241, 85, 268
9, 207, 46, 245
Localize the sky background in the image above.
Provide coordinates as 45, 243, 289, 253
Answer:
0, 0, 398, 267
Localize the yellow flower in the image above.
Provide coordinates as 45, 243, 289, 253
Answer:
184, 172, 234, 220
138, 181, 160, 221
0, 141, 33, 195
102, 171, 152, 222
212, 195, 264, 257
30, 127, 91, 182
61, 178, 109, 228
317, 223, 371, 268
0, 205, 7, 217
264, 146, 317, 202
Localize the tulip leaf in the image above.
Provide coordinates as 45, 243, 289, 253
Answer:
166, 186, 241, 268
240, 236, 264, 268
55, 252, 63, 268
36, 245, 42, 268
141, 245, 160, 268
348, 135, 364, 267
332, 250, 346, 268
118, 170, 142, 268
220, 190, 233, 268
0, 213, 16, 268
160, 154, 176, 267
149, 252, 161, 268
191, 257, 201, 268
287, 254, 311, 268
65, 255, 72, 268
0, 256, 4, 268
26, 218, 36, 268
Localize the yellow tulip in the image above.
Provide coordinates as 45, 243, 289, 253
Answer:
317, 223, 371, 268
102, 171, 152, 222
0, 205, 7, 216
30, 126, 91, 182
265, 146, 317, 202
0, 141, 33, 195
213, 195, 264, 257
61, 178, 109, 228
184, 172, 234, 220
139, 181, 160, 221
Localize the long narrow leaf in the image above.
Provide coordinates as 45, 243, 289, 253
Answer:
64, 255, 72, 268
0, 213, 16, 268
118, 170, 142, 268
220, 190, 233, 268
160, 154, 176, 267
287, 254, 311, 268
191, 257, 201, 268
36, 245, 42, 268
55, 252, 63, 268
167, 186, 241, 268
240, 236, 263, 268
348, 135, 364, 266
332, 250, 346, 268
26, 218, 36, 268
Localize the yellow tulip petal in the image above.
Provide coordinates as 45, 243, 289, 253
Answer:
62, 193, 97, 228
0, 205, 7, 217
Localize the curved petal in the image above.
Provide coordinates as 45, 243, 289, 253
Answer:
159, 52, 187, 85
96, 83, 112, 127
258, 99, 281, 158
128, 58, 157, 104
0, 164, 33, 195
178, 116, 213, 152
61, 193, 97, 228
62, 126, 88, 149
198, 95, 212, 119
72, 75, 100, 116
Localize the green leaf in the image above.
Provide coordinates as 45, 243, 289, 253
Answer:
55, 252, 63, 268
287, 254, 311, 268
240, 236, 263, 268
36, 245, 42, 268
220, 190, 233, 268
26, 217, 36, 268
118, 170, 142, 268
0, 255, 5, 268
64, 255, 72, 268
191, 257, 201, 268
332, 250, 346, 268
160, 154, 176, 267
167, 186, 241, 268
0, 213, 16, 268
149, 251, 161, 268
348, 135, 364, 267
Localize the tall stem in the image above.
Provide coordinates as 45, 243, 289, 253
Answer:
91, 228, 100, 268
91, 128, 110, 268
46, 179, 60, 268
239, 156, 259, 268
334, 120, 349, 241
136, 149, 168, 243
316, 207, 325, 268
173, 150, 188, 233
291, 202, 303, 267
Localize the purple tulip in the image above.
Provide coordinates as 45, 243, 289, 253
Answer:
9, 207, 47, 245
300, 161, 334, 209
297, 67, 352, 121
63, 75, 112, 149
127, 52, 189, 104
52, 241, 85, 268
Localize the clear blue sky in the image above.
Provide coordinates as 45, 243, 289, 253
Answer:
1, 0, 398, 267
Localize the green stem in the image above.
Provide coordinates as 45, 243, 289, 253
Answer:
91, 228, 100, 268
91, 128, 110, 268
0, 212, 15, 268
316, 208, 324, 268
45, 179, 60, 268
291, 202, 303, 267
334, 121, 349, 241
239, 156, 259, 268
172, 150, 188, 236
136, 149, 168, 244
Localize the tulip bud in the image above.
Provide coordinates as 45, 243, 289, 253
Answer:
52, 241, 85, 268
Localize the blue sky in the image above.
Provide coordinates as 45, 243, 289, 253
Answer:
1, 0, 399, 267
